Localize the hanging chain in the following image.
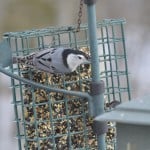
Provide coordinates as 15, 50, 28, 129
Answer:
76, 0, 84, 32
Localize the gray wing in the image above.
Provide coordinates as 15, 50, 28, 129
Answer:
33, 47, 64, 73
13, 47, 68, 74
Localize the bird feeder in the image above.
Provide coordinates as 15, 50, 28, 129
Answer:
0, 1, 131, 150
95, 96, 150, 150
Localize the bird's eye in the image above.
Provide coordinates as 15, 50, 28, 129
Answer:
78, 56, 82, 59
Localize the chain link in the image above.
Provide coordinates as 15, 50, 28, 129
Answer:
76, 0, 84, 32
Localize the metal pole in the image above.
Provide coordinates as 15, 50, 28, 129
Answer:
85, 0, 106, 150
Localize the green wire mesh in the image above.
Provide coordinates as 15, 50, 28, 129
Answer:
3, 18, 131, 150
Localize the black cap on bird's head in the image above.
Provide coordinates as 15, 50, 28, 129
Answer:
71, 49, 90, 60
62, 48, 90, 71
63, 49, 89, 59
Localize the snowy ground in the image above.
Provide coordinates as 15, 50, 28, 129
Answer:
0, 74, 17, 150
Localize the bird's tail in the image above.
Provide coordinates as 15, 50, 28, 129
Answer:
12, 53, 35, 65
12, 56, 26, 64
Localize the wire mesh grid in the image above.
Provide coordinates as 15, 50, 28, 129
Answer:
3, 19, 131, 150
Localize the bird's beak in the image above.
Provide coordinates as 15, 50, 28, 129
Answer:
82, 57, 91, 64
86, 57, 91, 63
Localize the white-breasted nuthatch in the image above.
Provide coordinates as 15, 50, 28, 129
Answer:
12, 47, 90, 74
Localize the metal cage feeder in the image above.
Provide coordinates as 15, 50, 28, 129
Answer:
0, 1, 131, 150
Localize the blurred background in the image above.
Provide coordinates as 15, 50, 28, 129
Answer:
0, 0, 150, 149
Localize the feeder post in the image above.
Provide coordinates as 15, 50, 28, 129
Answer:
84, 0, 107, 150
0, 40, 12, 68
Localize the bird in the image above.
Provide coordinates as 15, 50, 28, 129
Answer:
12, 47, 90, 74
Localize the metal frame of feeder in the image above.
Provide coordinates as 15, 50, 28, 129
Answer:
0, 1, 131, 149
